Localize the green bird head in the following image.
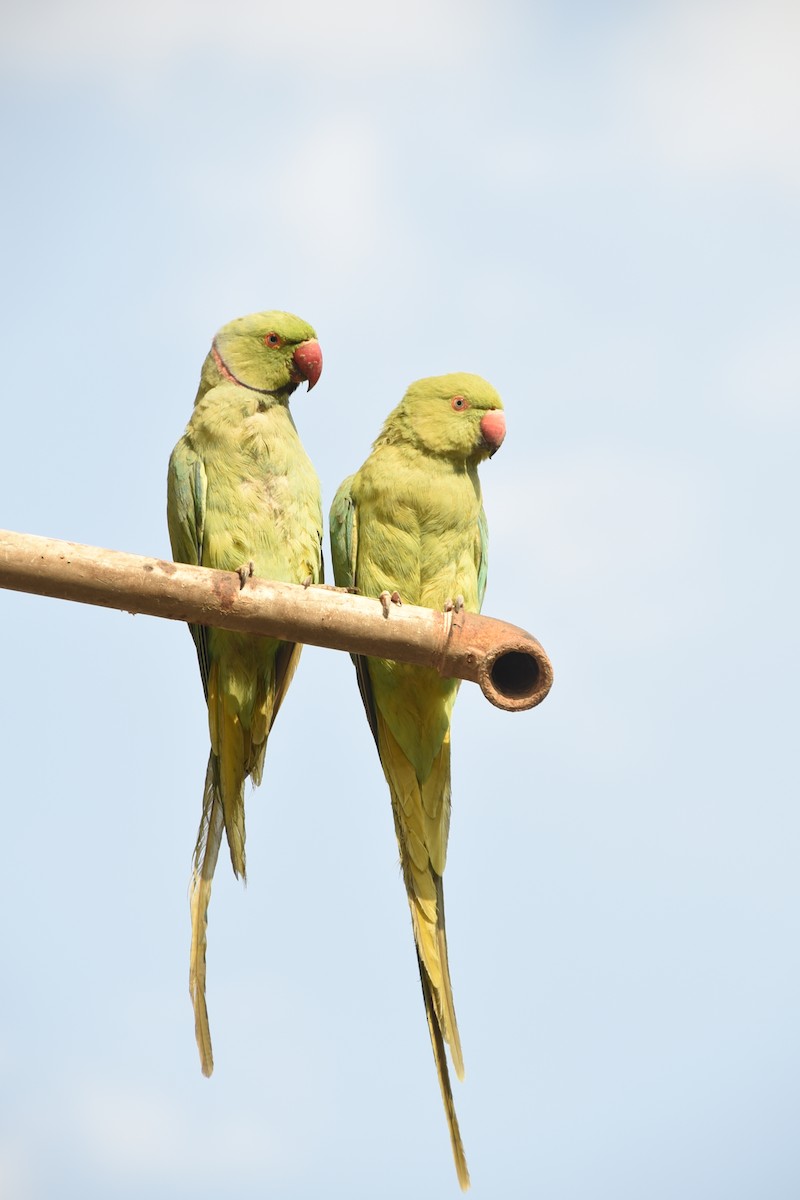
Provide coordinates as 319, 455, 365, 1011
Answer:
199, 310, 322, 401
383, 372, 506, 462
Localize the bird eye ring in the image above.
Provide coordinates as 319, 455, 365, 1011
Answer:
451, 395, 469, 411
264, 332, 283, 348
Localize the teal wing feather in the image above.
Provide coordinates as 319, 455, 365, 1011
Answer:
167, 440, 211, 696
476, 505, 489, 613
329, 476, 379, 747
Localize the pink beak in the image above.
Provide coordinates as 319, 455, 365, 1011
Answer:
292, 339, 323, 391
479, 409, 506, 455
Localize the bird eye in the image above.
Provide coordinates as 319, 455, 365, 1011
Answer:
264, 332, 283, 348
451, 395, 469, 411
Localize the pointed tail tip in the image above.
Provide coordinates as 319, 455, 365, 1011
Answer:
195, 1025, 215, 1077
229, 849, 247, 882
457, 1157, 471, 1191
195, 1005, 214, 1075
191, 987, 215, 1077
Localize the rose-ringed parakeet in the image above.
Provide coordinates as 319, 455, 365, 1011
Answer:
167, 310, 323, 1077
329, 373, 506, 1190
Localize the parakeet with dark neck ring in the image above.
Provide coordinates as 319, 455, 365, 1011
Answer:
168, 310, 323, 1077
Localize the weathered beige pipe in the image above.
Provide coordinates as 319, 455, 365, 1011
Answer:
0, 528, 553, 712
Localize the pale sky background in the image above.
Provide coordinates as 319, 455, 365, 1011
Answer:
1, 2, 799, 1197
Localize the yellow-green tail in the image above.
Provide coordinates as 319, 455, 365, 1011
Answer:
207, 659, 251, 879
189, 660, 264, 1075
188, 648, 298, 1076
379, 712, 470, 1189
399, 832, 470, 1189
189, 753, 225, 1076
417, 948, 471, 1191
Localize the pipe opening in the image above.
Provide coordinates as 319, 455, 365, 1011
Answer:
490, 650, 541, 701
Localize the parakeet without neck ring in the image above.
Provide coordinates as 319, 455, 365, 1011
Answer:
330, 372, 506, 1191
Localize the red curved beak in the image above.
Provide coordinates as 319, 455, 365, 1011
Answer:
292, 338, 323, 391
479, 409, 506, 456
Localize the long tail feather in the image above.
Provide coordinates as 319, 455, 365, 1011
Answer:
189, 753, 225, 1076
403, 864, 464, 1078
377, 711, 468, 1183
417, 949, 471, 1190
433, 872, 463, 1080
379, 715, 464, 1073
207, 660, 247, 879
218, 703, 246, 878
190, 642, 293, 1074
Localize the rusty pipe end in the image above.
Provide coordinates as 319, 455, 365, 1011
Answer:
476, 633, 554, 712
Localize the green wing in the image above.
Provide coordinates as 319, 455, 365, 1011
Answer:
476, 505, 489, 612
167, 439, 211, 696
329, 475, 379, 747
329, 474, 357, 590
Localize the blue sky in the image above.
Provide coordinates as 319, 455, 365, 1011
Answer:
1, 2, 798, 1197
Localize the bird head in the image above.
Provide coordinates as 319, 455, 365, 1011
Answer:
207, 310, 322, 398
390, 372, 506, 463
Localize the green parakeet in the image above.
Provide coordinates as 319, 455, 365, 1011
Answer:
167, 310, 323, 1077
329, 373, 506, 1190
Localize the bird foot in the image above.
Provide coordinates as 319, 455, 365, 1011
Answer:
302, 575, 313, 589
444, 595, 465, 614
237, 562, 255, 589
379, 590, 403, 617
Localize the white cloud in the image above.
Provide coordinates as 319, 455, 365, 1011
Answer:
71, 1079, 279, 1180
276, 117, 387, 274
490, 445, 719, 642
0, 1143, 34, 1200
719, 315, 800, 427
463, 2, 800, 195
75, 1083, 182, 1173
174, 110, 418, 292
616, 0, 800, 187
2, 0, 487, 82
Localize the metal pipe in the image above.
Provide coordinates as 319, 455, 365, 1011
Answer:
0, 528, 553, 712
